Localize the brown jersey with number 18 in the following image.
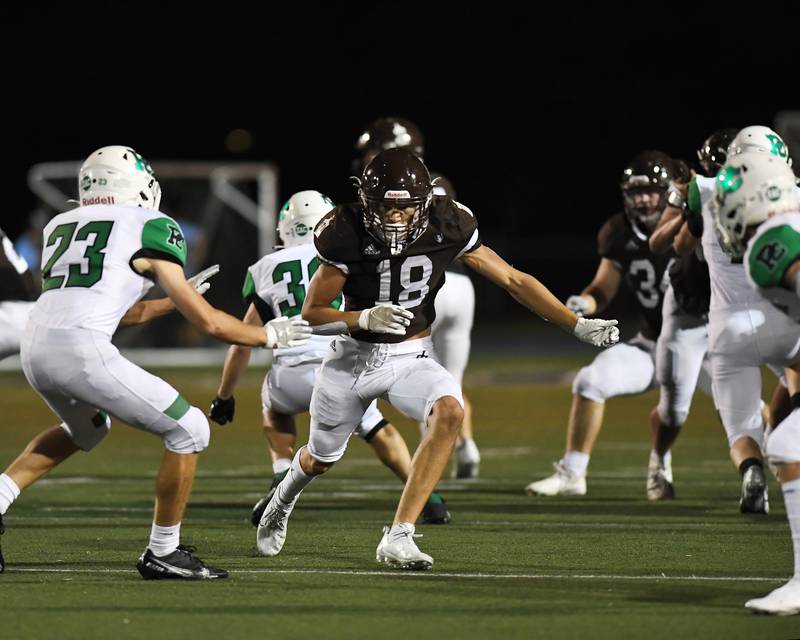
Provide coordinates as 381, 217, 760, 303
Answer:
313, 195, 481, 343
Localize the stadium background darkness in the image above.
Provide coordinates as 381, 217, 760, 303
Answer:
2, 2, 797, 322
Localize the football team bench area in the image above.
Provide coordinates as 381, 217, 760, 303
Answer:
0, 356, 794, 640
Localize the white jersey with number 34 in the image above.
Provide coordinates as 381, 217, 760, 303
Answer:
243, 243, 340, 362
30, 204, 188, 337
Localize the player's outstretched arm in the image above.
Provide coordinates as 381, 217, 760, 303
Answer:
461, 245, 619, 347
120, 264, 221, 326
119, 298, 175, 326
137, 257, 267, 346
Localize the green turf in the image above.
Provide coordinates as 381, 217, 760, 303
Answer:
0, 360, 797, 639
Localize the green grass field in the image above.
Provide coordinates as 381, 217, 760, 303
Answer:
0, 356, 797, 639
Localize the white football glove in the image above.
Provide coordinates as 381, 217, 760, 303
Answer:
358, 303, 414, 335
573, 317, 619, 348
265, 316, 313, 348
566, 294, 592, 317
187, 264, 220, 296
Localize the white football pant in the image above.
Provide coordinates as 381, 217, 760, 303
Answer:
308, 336, 463, 463
21, 322, 209, 454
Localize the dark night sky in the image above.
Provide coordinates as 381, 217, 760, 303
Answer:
3, 1, 799, 311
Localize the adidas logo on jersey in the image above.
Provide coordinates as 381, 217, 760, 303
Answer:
363, 244, 380, 256
81, 196, 116, 206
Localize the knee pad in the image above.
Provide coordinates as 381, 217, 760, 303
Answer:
657, 388, 689, 428
572, 365, 607, 403
725, 422, 764, 448
164, 406, 210, 454
657, 403, 688, 429
307, 420, 353, 464
61, 411, 111, 452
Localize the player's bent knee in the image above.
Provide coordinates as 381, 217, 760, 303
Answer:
307, 427, 351, 466
572, 366, 607, 403
61, 411, 111, 452
164, 406, 210, 454
727, 428, 764, 450
431, 395, 464, 431
308, 455, 335, 475
656, 402, 688, 429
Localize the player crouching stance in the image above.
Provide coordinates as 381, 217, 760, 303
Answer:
255, 149, 620, 569
711, 152, 800, 614
0, 146, 310, 579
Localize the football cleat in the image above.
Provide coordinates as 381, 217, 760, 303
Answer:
452, 439, 480, 479
420, 492, 451, 525
376, 524, 433, 571
525, 461, 587, 496
745, 578, 800, 615
740, 465, 769, 514
646, 459, 675, 501
256, 496, 294, 556
136, 544, 228, 580
250, 472, 287, 527
0, 513, 5, 574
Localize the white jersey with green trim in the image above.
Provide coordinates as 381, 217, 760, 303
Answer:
745, 211, 800, 322
30, 204, 187, 337
696, 174, 762, 312
243, 243, 338, 363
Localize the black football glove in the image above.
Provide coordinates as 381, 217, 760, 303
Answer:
209, 396, 235, 425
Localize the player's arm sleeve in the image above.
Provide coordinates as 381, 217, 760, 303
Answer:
747, 225, 800, 288
596, 216, 623, 268
684, 176, 704, 238
135, 216, 188, 267
313, 213, 350, 275
453, 201, 482, 258
241, 269, 275, 323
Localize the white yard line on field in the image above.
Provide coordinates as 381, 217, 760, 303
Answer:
5, 566, 787, 582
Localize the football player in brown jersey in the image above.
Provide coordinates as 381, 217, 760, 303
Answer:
355, 116, 480, 479
525, 151, 678, 499
255, 148, 620, 570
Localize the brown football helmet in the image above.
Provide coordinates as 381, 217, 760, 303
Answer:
355, 117, 425, 172
620, 150, 675, 239
356, 148, 433, 255
697, 128, 738, 177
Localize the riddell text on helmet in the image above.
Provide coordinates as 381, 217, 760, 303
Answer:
82, 196, 116, 206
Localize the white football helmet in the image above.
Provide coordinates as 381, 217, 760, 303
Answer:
713, 152, 800, 258
78, 145, 161, 209
276, 190, 335, 248
727, 126, 792, 166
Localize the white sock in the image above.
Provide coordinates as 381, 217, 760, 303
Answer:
389, 522, 415, 539
275, 447, 314, 507
649, 449, 672, 467
782, 478, 800, 579
148, 522, 180, 557
0, 474, 20, 515
563, 451, 589, 476
273, 458, 291, 475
